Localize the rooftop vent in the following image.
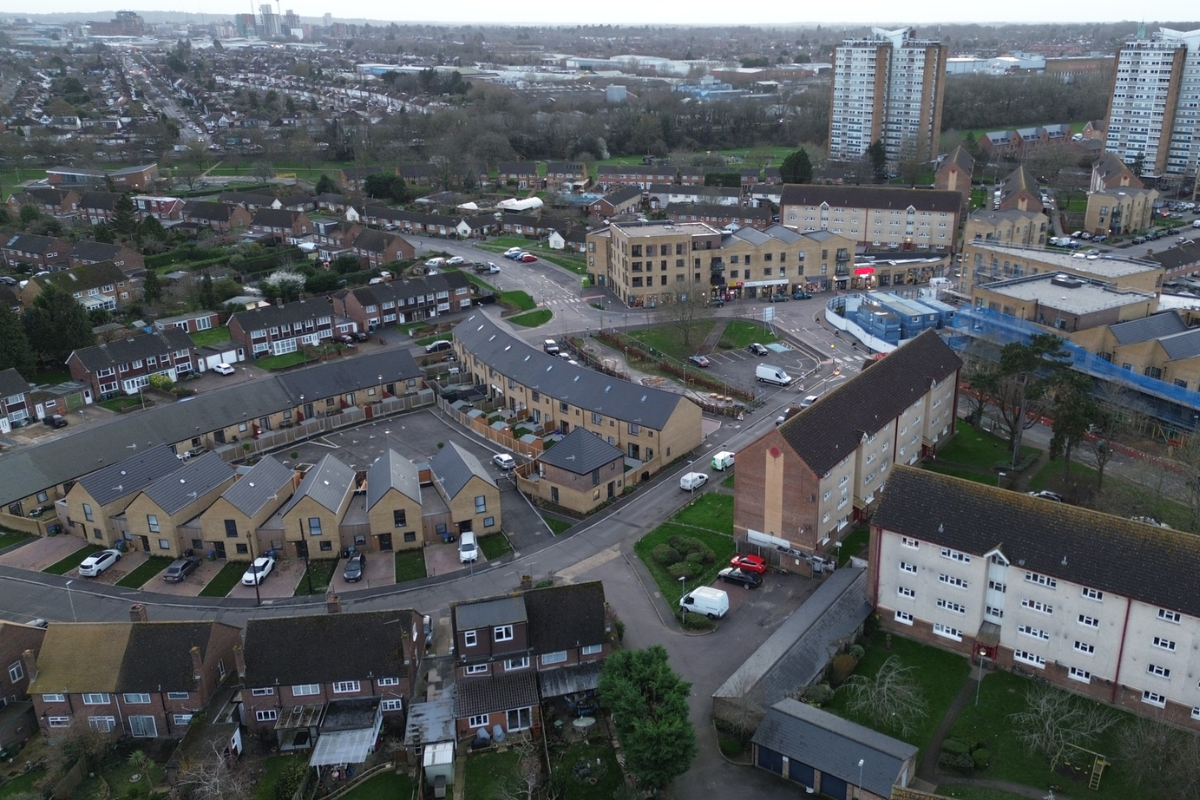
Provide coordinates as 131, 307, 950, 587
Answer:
1050, 273, 1083, 289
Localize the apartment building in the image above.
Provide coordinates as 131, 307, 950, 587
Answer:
1084, 186, 1158, 236
963, 209, 1049, 249
970, 273, 1158, 334
779, 185, 961, 252
733, 330, 960, 561
961, 242, 1164, 297
996, 167, 1043, 214
66, 329, 198, 399
1105, 26, 1200, 178
828, 27, 947, 166
453, 314, 703, 485
871, 465, 1200, 725
1067, 310, 1200, 393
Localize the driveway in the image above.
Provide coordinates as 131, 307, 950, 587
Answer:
154, 558, 226, 597
225, 557, 305, 600
326, 550, 395, 593
425, 540, 485, 577
0, 535, 91, 571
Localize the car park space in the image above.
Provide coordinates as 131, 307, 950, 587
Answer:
0, 535, 92, 571
327, 550, 395, 592
225, 556, 304, 599
154, 558, 226, 596
425, 539, 487, 576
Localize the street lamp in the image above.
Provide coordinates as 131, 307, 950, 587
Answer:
246, 531, 261, 606
858, 759, 865, 798
65, 580, 77, 622
678, 575, 687, 623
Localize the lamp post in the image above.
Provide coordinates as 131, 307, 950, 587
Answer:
857, 759, 864, 799
246, 531, 261, 607
65, 580, 77, 622
678, 575, 687, 623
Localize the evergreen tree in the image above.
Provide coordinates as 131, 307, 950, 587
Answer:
0, 303, 36, 379
315, 174, 338, 195
142, 269, 163, 304
868, 139, 889, 183
22, 284, 96, 364
780, 148, 813, 184
92, 223, 115, 244
113, 193, 137, 238
18, 204, 39, 229
198, 272, 217, 310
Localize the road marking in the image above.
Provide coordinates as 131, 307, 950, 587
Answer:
554, 544, 622, 582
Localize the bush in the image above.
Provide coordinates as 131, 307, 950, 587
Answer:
805, 683, 834, 705
668, 534, 716, 563
678, 611, 716, 631
941, 738, 970, 756
829, 653, 859, 687
848, 644, 865, 659
685, 551, 706, 565
275, 759, 306, 800
939, 752, 977, 773
971, 748, 990, 769
667, 562, 702, 580
652, 544, 682, 565
718, 734, 743, 758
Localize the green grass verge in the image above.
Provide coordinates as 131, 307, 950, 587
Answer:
717, 319, 779, 349
115, 556, 174, 588
198, 560, 247, 597
936, 421, 1039, 470
480, 533, 513, 560
634, 522, 736, 606
294, 558, 338, 596
543, 516, 573, 536
825, 633, 971, 758
98, 396, 143, 412
190, 327, 232, 347
463, 749, 519, 800
628, 320, 718, 362
464, 273, 537, 311
837, 527, 869, 566
254, 352, 314, 370
508, 309, 552, 328
0, 529, 31, 551
672, 493, 733, 533
936, 787, 1030, 800
340, 771, 414, 800
552, 742, 624, 799
43, 544, 102, 575
394, 549, 427, 583
721, 472, 735, 489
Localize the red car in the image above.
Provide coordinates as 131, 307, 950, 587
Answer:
519, 253, 537, 263
729, 554, 768, 575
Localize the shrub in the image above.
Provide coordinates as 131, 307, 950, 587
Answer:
614, 620, 625, 642
685, 551, 705, 564
938, 752, 977, 773
971, 748, 990, 769
718, 735, 743, 757
653, 544, 682, 565
667, 562, 701, 580
805, 683, 834, 705
668, 534, 716, 563
848, 644, 865, 659
678, 611, 715, 631
275, 759, 306, 800
829, 654, 859, 687
941, 738, 970, 756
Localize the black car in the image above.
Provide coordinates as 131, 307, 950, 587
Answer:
42, 414, 68, 429
162, 555, 202, 582
353, 331, 370, 342
717, 566, 763, 589
343, 551, 366, 583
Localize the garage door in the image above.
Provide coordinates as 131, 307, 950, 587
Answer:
820, 772, 848, 800
756, 746, 783, 775
788, 759, 815, 788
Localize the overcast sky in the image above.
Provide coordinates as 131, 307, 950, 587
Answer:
6, 3, 1194, 28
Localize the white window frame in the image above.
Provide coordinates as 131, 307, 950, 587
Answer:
256, 709, 278, 722
494, 625, 514, 642
505, 657, 530, 671
251, 688, 275, 696
1158, 609, 1182, 624
1068, 667, 1091, 683
88, 716, 116, 732
468, 713, 489, 728
378, 677, 400, 687
292, 684, 320, 697
466, 664, 489, 675
1014, 649, 1046, 668
899, 561, 916, 574
894, 610, 914, 625
166, 691, 189, 700
122, 693, 151, 704
173, 714, 194, 726
82, 693, 110, 705
1073, 641, 1095, 656
1142, 690, 1167, 708
464, 630, 478, 647
42, 693, 65, 703
897, 586, 915, 599
333, 681, 361, 694
932, 623, 962, 641
48, 715, 70, 728
541, 651, 568, 665
8, 662, 23, 683
1148, 664, 1171, 679
1077, 615, 1099, 628
1153, 636, 1176, 652
381, 699, 403, 712
581, 644, 603, 656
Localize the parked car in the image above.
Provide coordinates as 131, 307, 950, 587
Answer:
709, 297, 725, 308
353, 331, 370, 342
768, 293, 790, 302
458, 532, 478, 563
446, 256, 466, 266
792, 290, 813, 300
689, 355, 710, 367
241, 555, 275, 585
211, 363, 236, 376
162, 555, 202, 582
543, 339, 560, 355
503, 247, 523, 258
1027, 490, 1064, 502
519, 253, 537, 263
343, 552, 366, 583
800, 395, 819, 408
425, 340, 453, 353
42, 414, 68, 428
730, 554, 769, 575
78, 548, 121, 577
492, 453, 516, 470
748, 343, 769, 356
718, 566, 763, 589
334, 333, 356, 346
1132, 236, 1148, 245
1131, 515, 1170, 528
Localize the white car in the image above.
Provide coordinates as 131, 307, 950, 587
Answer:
446, 256, 465, 266
78, 549, 122, 577
211, 363, 236, 376
241, 555, 275, 586
800, 395, 819, 408
503, 247, 523, 258
492, 453, 516, 470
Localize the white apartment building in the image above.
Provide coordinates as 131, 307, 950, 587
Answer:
871, 466, 1200, 725
828, 27, 947, 166
1105, 26, 1200, 179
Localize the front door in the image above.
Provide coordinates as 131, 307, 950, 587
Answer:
607, 481, 615, 499
378, 533, 393, 552
138, 535, 149, 552
295, 540, 309, 559
214, 541, 227, 559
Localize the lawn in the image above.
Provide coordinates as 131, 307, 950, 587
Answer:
464, 749, 520, 798
480, 533, 513, 560
190, 327, 232, 347
340, 771, 414, 800
950, 670, 1147, 800
35, 366, 71, 385
115, 556, 174, 588
543, 516, 573, 536
721, 472, 735, 489
0, 768, 44, 799
935, 421, 1039, 471
255, 352, 314, 370
394, 549, 427, 583
72, 747, 164, 800
98, 396, 144, 412
837, 527, 869, 566
509, 309, 552, 328
198, 560, 246, 597
672, 493, 733, 533
43, 544, 101, 575
937, 787, 1029, 800
252, 753, 303, 800
825, 633, 971, 758
718, 319, 780, 349
634, 522, 736, 605
1026, 458, 1099, 492
552, 742, 624, 799
464, 273, 537, 311
0, 529, 30, 551
294, 558, 338, 596
627, 320, 718, 362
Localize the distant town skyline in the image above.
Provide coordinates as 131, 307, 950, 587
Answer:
0, 3, 1192, 29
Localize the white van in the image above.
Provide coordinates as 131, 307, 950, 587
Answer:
425, 257, 446, 268
756, 364, 793, 386
680, 472, 709, 491
1192, 219, 1200, 229
710, 451, 735, 471
679, 586, 729, 619
458, 532, 478, 563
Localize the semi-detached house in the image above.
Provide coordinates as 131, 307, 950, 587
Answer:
66, 329, 198, 399
228, 298, 339, 358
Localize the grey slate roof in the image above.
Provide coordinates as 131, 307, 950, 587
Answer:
69, 329, 195, 373
600, 186, 642, 206
538, 428, 624, 475
67, 241, 126, 263
1110, 311, 1189, 346
37, 261, 127, 293
455, 595, 527, 631
1, 233, 62, 254
141, 452, 235, 514
430, 441, 494, 499
0, 368, 30, 399
243, 610, 415, 686
874, 465, 1200, 620
275, 349, 422, 403
343, 271, 470, 309
220, 455, 294, 516
1157, 327, 1200, 360
455, 313, 687, 430
779, 184, 963, 214
181, 201, 242, 223
120, 622, 235, 692
524, 582, 606, 653
280, 454, 356, 515
252, 208, 307, 228
779, 330, 961, 475
229, 298, 334, 333
753, 698, 917, 798
538, 661, 603, 698
75, 445, 183, 506
454, 672, 539, 718
366, 449, 420, 510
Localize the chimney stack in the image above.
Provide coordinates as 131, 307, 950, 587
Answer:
326, 593, 342, 614
129, 603, 148, 623
233, 644, 246, 678
190, 645, 203, 680
21, 648, 37, 684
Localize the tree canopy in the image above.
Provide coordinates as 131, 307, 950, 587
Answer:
780, 148, 813, 184
23, 284, 96, 364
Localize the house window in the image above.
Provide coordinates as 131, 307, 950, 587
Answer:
1159, 609, 1182, 623
1018, 625, 1050, 641
494, 625, 514, 642
468, 714, 489, 728
582, 644, 603, 656
308, 518, 322, 536
1148, 664, 1172, 679
381, 700, 403, 712
251, 688, 274, 696
8, 662, 23, 683
1014, 650, 1046, 668
173, 714, 194, 726
900, 537, 919, 549
393, 509, 407, 528
82, 693, 110, 705
158, 539, 170, 550
894, 610, 914, 625
378, 677, 400, 687
122, 693, 151, 704
48, 716, 70, 728
333, 681, 361, 693
1081, 587, 1103, 601
897, 587, 915, 599
1073, 641, 1095, 656
542, 651, 567, 665
224, 520, 238, 538
129, 716, 157, 738
940, 547, 970, 563
464, 631, 478, 647
42, 693, 65, 703
88, 716, 116, 733
484, 516, 495, 528
1142, 691, 1167, 708
937, 598, 966, 615
505, 657, 530, 671
506, 707, 532, 732
404, 532, 416, 542
1154, 636, 1177, 652
932, 623, 962, 641
1078, 615, 1099, 628
147, 514, 159, 533
899, 561, 917, 574
256, 709, 278, 722
938, 574, 968, 589
292, 684, 320, 696
466, 664, 489, 675
1025, 572, 1056, 589
1068, 667, 1091, 683
1022, 599, 1052, 614
474, 496, 487, 514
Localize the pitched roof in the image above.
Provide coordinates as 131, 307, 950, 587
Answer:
538, 427, 624, 475
75, 445, 185, 506
352, 228, 410, 254
1109, 311, 1189, 346
941, 145, 975, 174
181, 201, 243, 222
68, 241, 127, 263
279, 453, 356, 515
119, 622, 234, 691
1000, 165, 1038, 200
78, 192, 121, 210
36, 261, 127, 292
430, 441, 494, 499
242, 610, 416, 686
454, 313, 688, 430
524, 582, 606, 653
779, 184, 963, 214
140, 452, 235, 514
2, 233, 63, 254
873, 465, 1200, 619
779, 330, 961, 474
0, 367, 30, 399
1157, 327, 1200, 361
274, 348, 422, 404
599, 186, 642, 205
69, 329, 194, 373
366, 449, 421, 509
753, 698, 917, 797
454, 672, 540, 718
498, 161, 537, 175
219, 455, 294, 516
665, 202, 771, 220
229, 298, 334, 332
252, 208, 308, 227
28, 623, 133, 693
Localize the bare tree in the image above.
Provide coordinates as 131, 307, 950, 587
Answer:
1009, 685, 1118, 770
496, 739, 541, 800
717, 670, 764, 738
839, 656, 927, 738
174, 740, 253, 800
662, 290, 712, 350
